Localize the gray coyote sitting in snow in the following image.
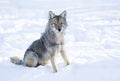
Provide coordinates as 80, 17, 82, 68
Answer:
10, 11, 70, 72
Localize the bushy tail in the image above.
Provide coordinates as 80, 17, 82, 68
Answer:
10, 56, 23, 65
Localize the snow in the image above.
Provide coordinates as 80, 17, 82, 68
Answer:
0, 0, 120, 81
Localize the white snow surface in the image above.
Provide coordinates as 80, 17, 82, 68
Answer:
0, 0, 120, 81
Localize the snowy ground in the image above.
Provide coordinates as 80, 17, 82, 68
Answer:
0, 0, 120, 81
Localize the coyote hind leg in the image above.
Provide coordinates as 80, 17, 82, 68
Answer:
24, 51, 39, 67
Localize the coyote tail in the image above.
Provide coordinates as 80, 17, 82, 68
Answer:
10, 56, 23, 65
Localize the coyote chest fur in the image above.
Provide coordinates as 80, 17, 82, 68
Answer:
10, 11, 70, 72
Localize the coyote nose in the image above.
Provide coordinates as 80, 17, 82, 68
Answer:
58, 28, 61, 32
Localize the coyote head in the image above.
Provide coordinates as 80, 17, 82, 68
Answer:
48, 11, 67, 33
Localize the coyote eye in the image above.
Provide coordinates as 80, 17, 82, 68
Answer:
51, 23, 56, 26
53, 23, 56, 25
61, 22, 64, 25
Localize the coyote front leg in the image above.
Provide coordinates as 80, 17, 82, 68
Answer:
60, 46, 70, 65
50, 54, 57, 72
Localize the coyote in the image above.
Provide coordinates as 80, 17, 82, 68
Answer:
10, 11, 69, 72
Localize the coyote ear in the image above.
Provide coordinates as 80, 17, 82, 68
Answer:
60, 11, 67, 18
49, 11, 55, 19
